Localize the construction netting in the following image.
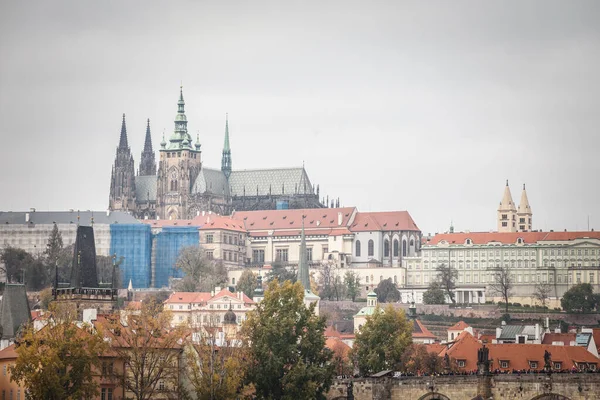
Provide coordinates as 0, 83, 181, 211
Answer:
110, 224, 152, 289
153, 227, 199, 288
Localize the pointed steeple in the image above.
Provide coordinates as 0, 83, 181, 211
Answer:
119, 113, 129, 149
221, 113, 232, 179
297, 216, 310, 292
518, 184, 531, 214
499, 180, 516, 211
139, 119, 157, 176
168, 85, 192, 150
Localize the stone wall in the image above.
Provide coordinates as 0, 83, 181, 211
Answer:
328, 373, 600, 400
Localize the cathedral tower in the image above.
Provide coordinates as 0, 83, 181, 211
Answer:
109, 114, 136, 212
138, 119, 157, 176
517, 184, 533, 231
221, 114, 232, 179
497, 180, 517, 232
156, 86, 202, 220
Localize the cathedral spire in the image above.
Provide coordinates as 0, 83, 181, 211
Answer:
221, 113, 232, 179
499, 180, 516, 211
517, 183, 533, 231
169, 85, 192, 150
139, 119, 157, 176
297, 216, 310, 292
119, 113, 128, 149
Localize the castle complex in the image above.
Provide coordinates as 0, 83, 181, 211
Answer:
109, 86, 324, 220
497, 180, 532, 232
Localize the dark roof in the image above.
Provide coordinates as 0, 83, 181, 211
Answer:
0, 211, 139, 226
135, 175, 157, 202
70, 226, 99, 288
0, 284, 31, 339
228, 167, 313, 197
193, 168, 230, 197
223, 308, 237, 325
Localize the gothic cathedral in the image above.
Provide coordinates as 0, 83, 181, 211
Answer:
109, 86, 325, 220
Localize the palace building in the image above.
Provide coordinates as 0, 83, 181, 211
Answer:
109, 86, 325, 220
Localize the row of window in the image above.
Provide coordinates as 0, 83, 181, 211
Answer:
426, 248, 599, 257
1, 389, 21, 400
355, 239, 416, 258
205, 233, 243, 245
166, 151, 198, 159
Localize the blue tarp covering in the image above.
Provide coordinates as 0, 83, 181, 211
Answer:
153, 227, 199, 289
110, 224, 152, 289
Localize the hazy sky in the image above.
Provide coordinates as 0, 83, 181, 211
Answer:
1, 1, 599, 235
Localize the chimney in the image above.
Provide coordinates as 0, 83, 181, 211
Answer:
338, 212, 343, 226
215, 286, 221, 293
202, 211, 205, 216
535, 323, 540, 341
496, 327, 502, 339
25, 213, 30, 222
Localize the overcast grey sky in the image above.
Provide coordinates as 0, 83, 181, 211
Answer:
1, 1, 599, 235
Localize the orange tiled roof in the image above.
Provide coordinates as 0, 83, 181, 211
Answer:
232, 207, 357, 231
350, 211, 419, 232
412, 319, 436, 339
248, 227, 352, 237
0, 344, 17, 360
542, 333, 576, 345
326, 337, 351, 359
141, 214, 246, 232
425, 343, 446, 355
210, 288, 255, 304
593, 329, 600, 351
426, 231, 600, 246
440, 332, 599, 372
164, 292, 212, 304
448, 321, 470, 331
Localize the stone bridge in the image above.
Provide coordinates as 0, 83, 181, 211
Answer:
327, 373, 600, 400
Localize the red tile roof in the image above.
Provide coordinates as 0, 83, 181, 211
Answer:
425, 343, 446, 355
210, 288, 254, 304
248, 227, 352, 237
542, 333, 576, 345
412, 319, 436, 339
438, 332, 599, 372
593, 329, 600, 352
232, 207, 357, 231
164, 289, 254, 305
141, 214, 246, 232
426, 231, 600, 246
448, 321, 470, 331
350, 211, 419, 232
0, 344, 17, 360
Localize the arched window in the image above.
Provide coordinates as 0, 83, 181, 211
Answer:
410, 239, 414, 247
393, 275, 397, 284
355, 240, 361, 257
368, 240, 374, 257
393, 239, 399, 257
384, 239, 390, 257
170, 180, 178, 191
402, 240, 407, 257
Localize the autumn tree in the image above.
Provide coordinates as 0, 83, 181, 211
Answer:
175, 246, 227, 292
352, 305, 412, 375
344, 271, 361, 302
436, 263, 458, 304
561, 283, 599, 313
186, 325, 252, 399
400, 344, 446, 374
10, 304, 106, 400
423, 281, 446, 305
242, 280, 334, 399
489, 265, 514, 315
98, 300, 186, 400
534, 281, 553, 308
236, 269, 259, 298
375, 278, 400, 303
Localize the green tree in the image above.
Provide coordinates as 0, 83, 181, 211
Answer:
318, 263, 346, 301
175, 246, 227, 292
436, 263, 458, 304
0, 246, 33, 284
10, 304, 107, 400
344, 271, 361, 301
236, 269, 258, 299
266, 260, 296, 284
352, 305, 412, 375
242, 280, 334, 399
43, 222, 63, 267
423, 281, 446, 305
561, 283, 598, 313
374, 278, 400, 303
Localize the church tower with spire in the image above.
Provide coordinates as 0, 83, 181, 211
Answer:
109, 114, 136, 213
156, 86, 202, 220
138, 119, 156, 176
221, 114, 232, 179
497, 180, 517, 232
517, 184, 533, 231
297, 216, 320, 314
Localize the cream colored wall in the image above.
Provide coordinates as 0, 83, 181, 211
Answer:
0, 359, 24, 398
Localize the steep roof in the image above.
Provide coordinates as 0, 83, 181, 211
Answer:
164, 289, 254, 305
0, 284, 31, 340
0, 211, 139, 226
350, 211, 420, 232
425, 231, 600, 245
0, 344, 17, 360
232, 207, 356, 232
518, 184, 532, 214
448, 321, 470, 331
193, 214, 246, 233
498, 181, 516, 212
228, 167, 313, 197
192, 167, 230, 197
412, 319, 436, 339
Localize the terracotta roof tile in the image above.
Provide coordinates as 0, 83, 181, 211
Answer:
413, 319, 436, 339
542, 333, 576, 345
426, 231, 600, 246
232, 207, 357, 231
448, 321, 470, 331
350, 211, 419, 232
0, 344, 17, 359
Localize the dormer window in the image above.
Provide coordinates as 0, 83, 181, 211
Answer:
529, 361, 538, 369
465, 239, 472, 245
517, 238, 524, 244
554, 362, 562, 370
500, 361, 509, 369
457, 360, 466, 368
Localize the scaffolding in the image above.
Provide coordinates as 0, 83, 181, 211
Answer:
153, 227, 199, 289
110, 224, 152, 289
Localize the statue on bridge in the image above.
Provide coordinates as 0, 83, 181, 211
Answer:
477, 344, 490, 375
544, 350, 552, 372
